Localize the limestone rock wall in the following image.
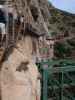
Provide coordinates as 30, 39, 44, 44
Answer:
6, 0, 50, 36
0, 35, 41, 100
0, 0, 51, 99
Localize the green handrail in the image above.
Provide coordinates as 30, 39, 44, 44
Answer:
40, 59, 75, 100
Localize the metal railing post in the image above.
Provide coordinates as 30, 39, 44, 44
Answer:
42, 62, 48, 100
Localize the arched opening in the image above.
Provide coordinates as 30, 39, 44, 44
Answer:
0, 8, 6, 24
0, 7, 17, 48
0, 8, 7, 46
30, 6, 39, 22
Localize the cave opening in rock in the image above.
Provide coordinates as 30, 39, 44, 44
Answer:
30, 6, 39, 22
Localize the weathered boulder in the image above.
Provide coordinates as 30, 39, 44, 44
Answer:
0, 35, 41, 100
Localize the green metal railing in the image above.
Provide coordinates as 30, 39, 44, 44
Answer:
39, 59, 75, 100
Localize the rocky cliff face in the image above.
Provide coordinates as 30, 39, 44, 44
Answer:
0, 0, 51, 100
6, 0, 50, 36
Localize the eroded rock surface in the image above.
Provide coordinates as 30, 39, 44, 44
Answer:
0, 35, 41, 100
